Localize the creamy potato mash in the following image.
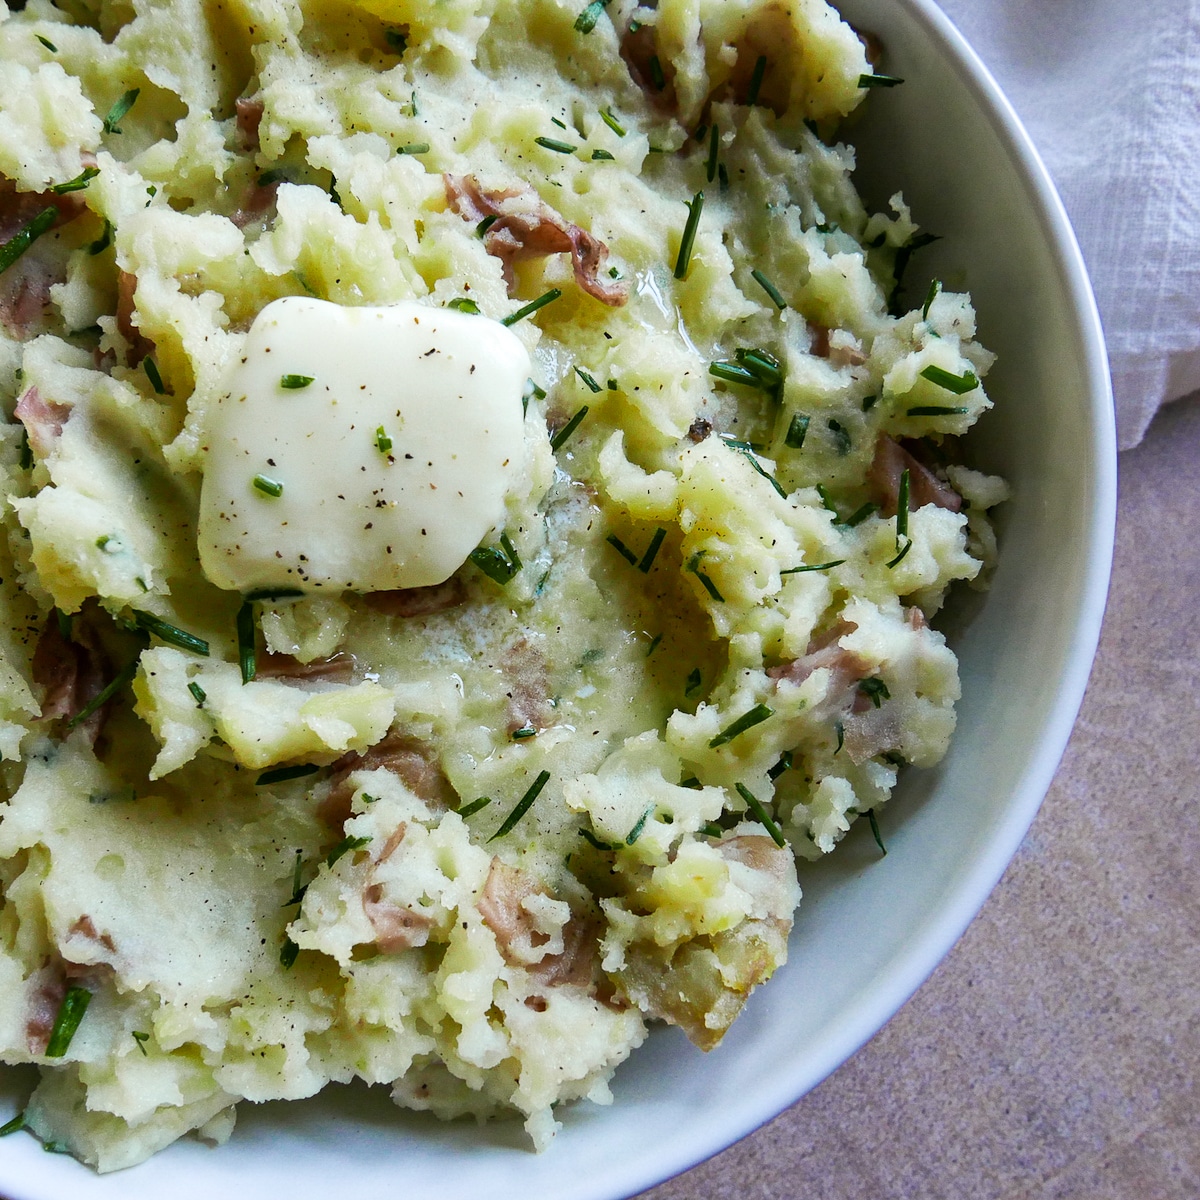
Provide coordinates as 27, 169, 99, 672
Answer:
0, 0, 1007, 1172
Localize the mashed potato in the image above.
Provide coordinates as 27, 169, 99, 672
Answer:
0, 0, 1007, 1172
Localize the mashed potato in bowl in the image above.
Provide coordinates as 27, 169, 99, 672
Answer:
0, 0, 1007, 1172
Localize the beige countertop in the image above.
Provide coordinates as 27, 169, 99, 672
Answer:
639, 396, 1200, 1199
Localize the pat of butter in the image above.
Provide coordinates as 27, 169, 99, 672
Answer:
197, 297, 530, 593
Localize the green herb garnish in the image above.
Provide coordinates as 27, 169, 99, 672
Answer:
574, 366, 602, 393
649, 54, 665, 90
843, 501, 879, 527
580, 827, 615, 851
448, 298, 479, 315
385, 29, 407, 53
0, 1113, 26, 1137
550, 404, 589, 452
243, 587, 305, 603
51, 167, 99, 194
684, 667, 702, 697
326, 835, 371, 868
685, 550, 724, 602
46, 985, 91, 1057
889, 231, 940, 314
606, 534, 638, 565
599, 107, 626, 137
781, 559, 844, 574
625, 806, 653, 845
646, 633, 662, 657
866, 808, 887, 855
0, 206, 57, 276
673, 191, 704, 280
477, 214, 498, 237
720, 436, 787, 499
252, 473, 284, 497
922, 278, 941, 320
919, 364, 977, 394
785, 412, 810, 449
710, 360, 760, 389
65, 658, 138, 730
489, 769, 551, 841
638, 527, 666, 573
907, 403, 971, 416
37, 35, 57, 51
132, 1031, 150, 1056
746, 55, 767, 105
131, 610, 209, 656
751, 268, 786, 310
144, 356, 165, 394
535, 136, 577, 155
187, 681, 206, 706
236, 601, 256, 682
88, 219, 113, 256
886, 538, 912, 569
862, 394, 878, 412
280, 374, 313, 389
397, 142, 430, 156
827, 418, 852, 455
591, 148, 615, 161
858, 73, 904, 88
457, 796, 492, 818
373, 426, 393, 454
280, 937, 299, 969
511, 723, 538, 741
734, 782, 786, 848
501, 287, 562, 326
706, 122, 719, 183
710, 703, 773, 748
257, 763, 318, 786
103, 88, 140, 135
768, 750, 793, 781
574, 0, 611, 33
834, 720, 844, 755
858, 677, 890, 708
896, 468, 910, 547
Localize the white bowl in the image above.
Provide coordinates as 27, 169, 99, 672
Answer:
0, 1, 1116, 1196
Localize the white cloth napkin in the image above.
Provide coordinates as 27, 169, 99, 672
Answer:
936, 0, 1200, 449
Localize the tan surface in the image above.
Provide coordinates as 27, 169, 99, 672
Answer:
638, 396, 1200, 1200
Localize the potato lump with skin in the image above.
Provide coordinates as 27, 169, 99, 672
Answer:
0, 0, 1007, 1171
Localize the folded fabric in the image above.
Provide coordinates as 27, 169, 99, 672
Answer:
936, 0, 1200, 449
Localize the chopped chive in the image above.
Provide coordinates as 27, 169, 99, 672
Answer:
397, 142, 430, 156
130, 609, 209, 656
706, 122, 719, 183
606, 534, 638, 566
580, 827, 615, 851
625, 806, 653, 845
469, 535, 521, 585
827, 418, 852, 455
524, 377, 547, 403
410, 90, 419, 117
573, 0, 611, 33
535, 136, 577, 154
280, 937, 299, 969
19, 430, 33, 470
489, 769, 551, 840
720, 436, 787, 499
187, 681, 207, 706
375, 426, 392, 453
858, 677, 890, 707
735, 346, 782, 388
55, 608, 72, 640
746, 55, 768, 106
511, 723, 538, 741
785, 413, 810, 449
684, 667, 702, 696
385, 28, 407, 53
256, 763, 318, 786
717, 162, 730, 193
685, 551, 724, 602
0, 1113, 24, 1137
638, 527, 666, 573
908, 402, 972, 415
886, 538, 913, 569
680, 775, 702, 790
843, 501, 879, 527
257, 168, 291, 186
710, 703, 773, 748
858, 73, 904, 88
552, 118, 567, 129
922, 278, 941, 320
599, 107, 626, 137
131, 1031, 150, 1056
37, 34, 57, 51
646, 632, 662, 657
862, 394, 878, 412
734, 782, 786, 848
43, 1141, 71, 1154
889, 231, 941, 314
280, 374, 313, 389
143, 356, 165, 394
866, 808, 887, 855
51, 167, 99, 195
710, 360, 760, 388
0, 206, 58, 276
648, 54, 665, 90
768, 750, 793, 781
236, 601, 256, 682
501, 287, 562, 327
252, 473, 284, 497
550, 404, 589, 452
591, 148, 615, 161
673, 191, 704, 280
66, 658, 137, 729
45, 986, 91, 1057
326, 834, 371, 868
243, 587, 305, 602
477, 214, 499, 237
896, 468, 911, 546
816, 484, 839, 515
88, 218, 113, 256
781, 559, 845, 574
834, 720, 845, 755
701, 821, 723, 838
574, 366, 602, 393
457, 795, 492, 818
102, 88, 140, 135
607, 378, 618, 390
751, 268, 787, 310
